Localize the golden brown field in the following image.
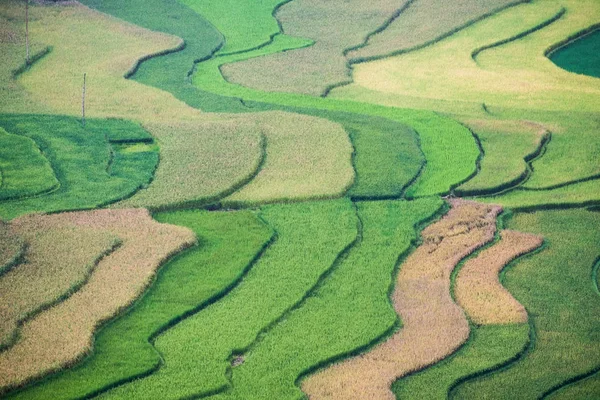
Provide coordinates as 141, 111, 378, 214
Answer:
0, 209, 196, 393
302, 200, 501, 399
455, 229, 543, 325
0, 218, 119, 348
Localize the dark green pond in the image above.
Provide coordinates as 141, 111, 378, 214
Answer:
549, 29, 600, 78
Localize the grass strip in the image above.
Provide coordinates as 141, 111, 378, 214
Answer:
451, 209, 600, 399
0, 114, 158, 220
97, 200, 357, 399
303, 199, 501, 399
205, 198, 442, 399
455, 119, 549, 196
179, 0, 290, 56
482, 179, 600, 211
78, 0, 245, 113
0, 127, 59, 201
5, 210, 272, 400
392, 324, 530, 399
0, 209, 196, 395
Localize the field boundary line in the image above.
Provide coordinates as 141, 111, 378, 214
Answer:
194, 203, 363, 399
539, 255, 600, 399
457, 128, 552, 198
320, 0, 417, 97
71, 226, 276, 400
522, 173, 600, 192
544, 23, 600, 58
11, 47, 52, 78
123, 39, 186, 79
0, 239, 122, 353
294, 200, 449, 390
0, 242, 26, 278
321, 0, 530, 97
214, 33, 315, 86
447, 123, 484, 197
506, 199, 600, 213
471, 7, 566, 63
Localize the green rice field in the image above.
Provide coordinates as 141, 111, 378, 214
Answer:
0, 0, 598, 398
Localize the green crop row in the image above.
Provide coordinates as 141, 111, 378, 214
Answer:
392, 324, 530, 399
210, 199, 443, 399
7, 210, 273, 400
0, 127, 58, 201
0, 114, 158, 220
453, 208, 600, 398
96, 200, 357, 399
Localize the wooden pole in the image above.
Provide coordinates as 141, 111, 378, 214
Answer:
82, 73, 86, 127
25, 0, 29, 65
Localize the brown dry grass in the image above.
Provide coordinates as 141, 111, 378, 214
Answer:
455, 229, 543, 325
302, 199, 501, 400
0, 220, 118, 348
0, 209, 196, 392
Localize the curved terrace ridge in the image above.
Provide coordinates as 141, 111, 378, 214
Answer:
302, 199, 502, 399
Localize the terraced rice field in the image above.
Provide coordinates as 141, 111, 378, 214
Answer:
1, 0, 598, 398
0, 209, 196, 395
